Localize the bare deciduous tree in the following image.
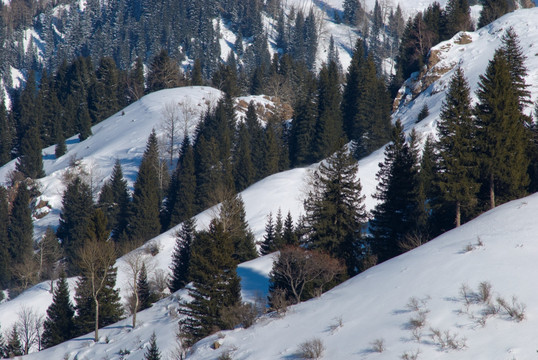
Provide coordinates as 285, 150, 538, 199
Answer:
124, 250, 152, 328
271, 246, 345, 304
161, 102, 181, 166
16, 305, 44, 354
13, 255, 39, 290
77, 239, 117, 342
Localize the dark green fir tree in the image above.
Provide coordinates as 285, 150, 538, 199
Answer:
0, 187, 10, 287
57, 176, 94, 273
42, 272, 75, 349
474, 49, 530, 209
370, 120, 422, 262
144, 332, 161, 360
169, 217, 196, 293
302, 141, 368, 276
8, 182, 33, 267
137, 262, 154, 311
128, 130, 162, 245
16, 125, 45, 179
436, 67, 479, 227
179, 220, 241, 345
163, 136, 196, 230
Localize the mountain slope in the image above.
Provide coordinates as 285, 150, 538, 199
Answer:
1, 8, 538, 360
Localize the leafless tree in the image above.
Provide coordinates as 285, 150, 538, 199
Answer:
271, 246, 344, 304
178, 98, 197, 136
124, 250, 152, 328
13, 254, 39, 290
161, 102, 182, 166
77, 239, 117, 342
16, 305, 44, 354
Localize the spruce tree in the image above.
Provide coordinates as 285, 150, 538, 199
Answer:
500, 27, 531, 109
169, 217, 196, 293
179, 219, 241, 345
370, 120, 422, 262
98, 159, 130, 243
0, 101, 12, 166
42, 273, 75, 349
16, 125, 45, 179
289, 74, 317, 166
144, 332, 161, 360
163, 136, 196, 230
8, 182, 33, 267
0, 187, 10, 287
283, 211, 298, 246
312, 60, 343, 162
474, 50, 530, 209
128, 130, 162, 244
218, 195, 258, 263
302, 141, 368, 276
233, 122, 255, 192
436, 68, 479, 227
5, 325, 22, 357
261, 212, 277, 255
57, 176, 94, 273
137, 262, 154, 311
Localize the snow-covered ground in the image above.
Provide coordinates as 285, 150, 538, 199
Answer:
1, 7, 538, 360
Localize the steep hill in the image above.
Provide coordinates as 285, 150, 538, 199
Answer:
1, 7, 538, 360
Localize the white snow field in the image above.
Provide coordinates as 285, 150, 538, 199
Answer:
1, 7, 538, 360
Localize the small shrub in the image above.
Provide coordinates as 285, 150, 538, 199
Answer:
328, 316, 343, 333
477, 281, 492, 304
371, 338, 385, 353
218, 351, 233, 360
269, 288, 288, 315
408, 311, 427, 330
147, 242, 160, 256
298, 338, 325, 359
401, 349, 420, 360
429, 328, 466, 351
220, 302, 259, 329
497, 296, 526, 322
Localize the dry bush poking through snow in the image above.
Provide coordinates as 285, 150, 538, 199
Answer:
371, 338, 385, 353
298, 338, 325, 359
496, 296, 526, 322
401, 349, 421, 360
429, 328, 467, 351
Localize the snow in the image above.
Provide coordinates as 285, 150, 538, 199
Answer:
2, 8, 538, 360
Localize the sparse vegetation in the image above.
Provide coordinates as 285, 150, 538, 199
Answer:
371, 338, 385, 353
401, 349, 420, 360
497, 296, 526, 322
298, 338, 325, 359
429, 328, 466, 351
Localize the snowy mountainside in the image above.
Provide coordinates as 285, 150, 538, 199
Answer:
2, 8, 538, 360
394, 8, 538, 137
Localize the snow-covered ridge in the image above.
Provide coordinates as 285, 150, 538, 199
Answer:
2, 8, 538, 360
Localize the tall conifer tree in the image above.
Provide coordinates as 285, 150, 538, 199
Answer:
302, 141, 367, 276
42, 273, 75, 348
8, 182, 33, 267
169, 217, 196, 293
128, 130, 162, 244
436, 68, 479, 227
474, 50, 530, 209
179, 220, 241, 345
0, 187, 10, 287
370, 120, 421, 262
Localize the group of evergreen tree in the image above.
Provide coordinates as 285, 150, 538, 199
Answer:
167, 193, 256, 344
371, 28, 535, 262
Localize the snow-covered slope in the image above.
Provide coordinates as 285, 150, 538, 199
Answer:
2, 8, 538, 360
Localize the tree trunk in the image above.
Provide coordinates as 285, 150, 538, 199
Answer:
94, 298, 99, 342
489, 173, 495, 209
132, 278, 139, 328
455, 201, 461, 227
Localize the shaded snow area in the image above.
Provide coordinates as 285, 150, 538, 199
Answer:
1, 8, 538, 360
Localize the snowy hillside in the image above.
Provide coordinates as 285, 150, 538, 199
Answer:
2, 8, 538, 360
